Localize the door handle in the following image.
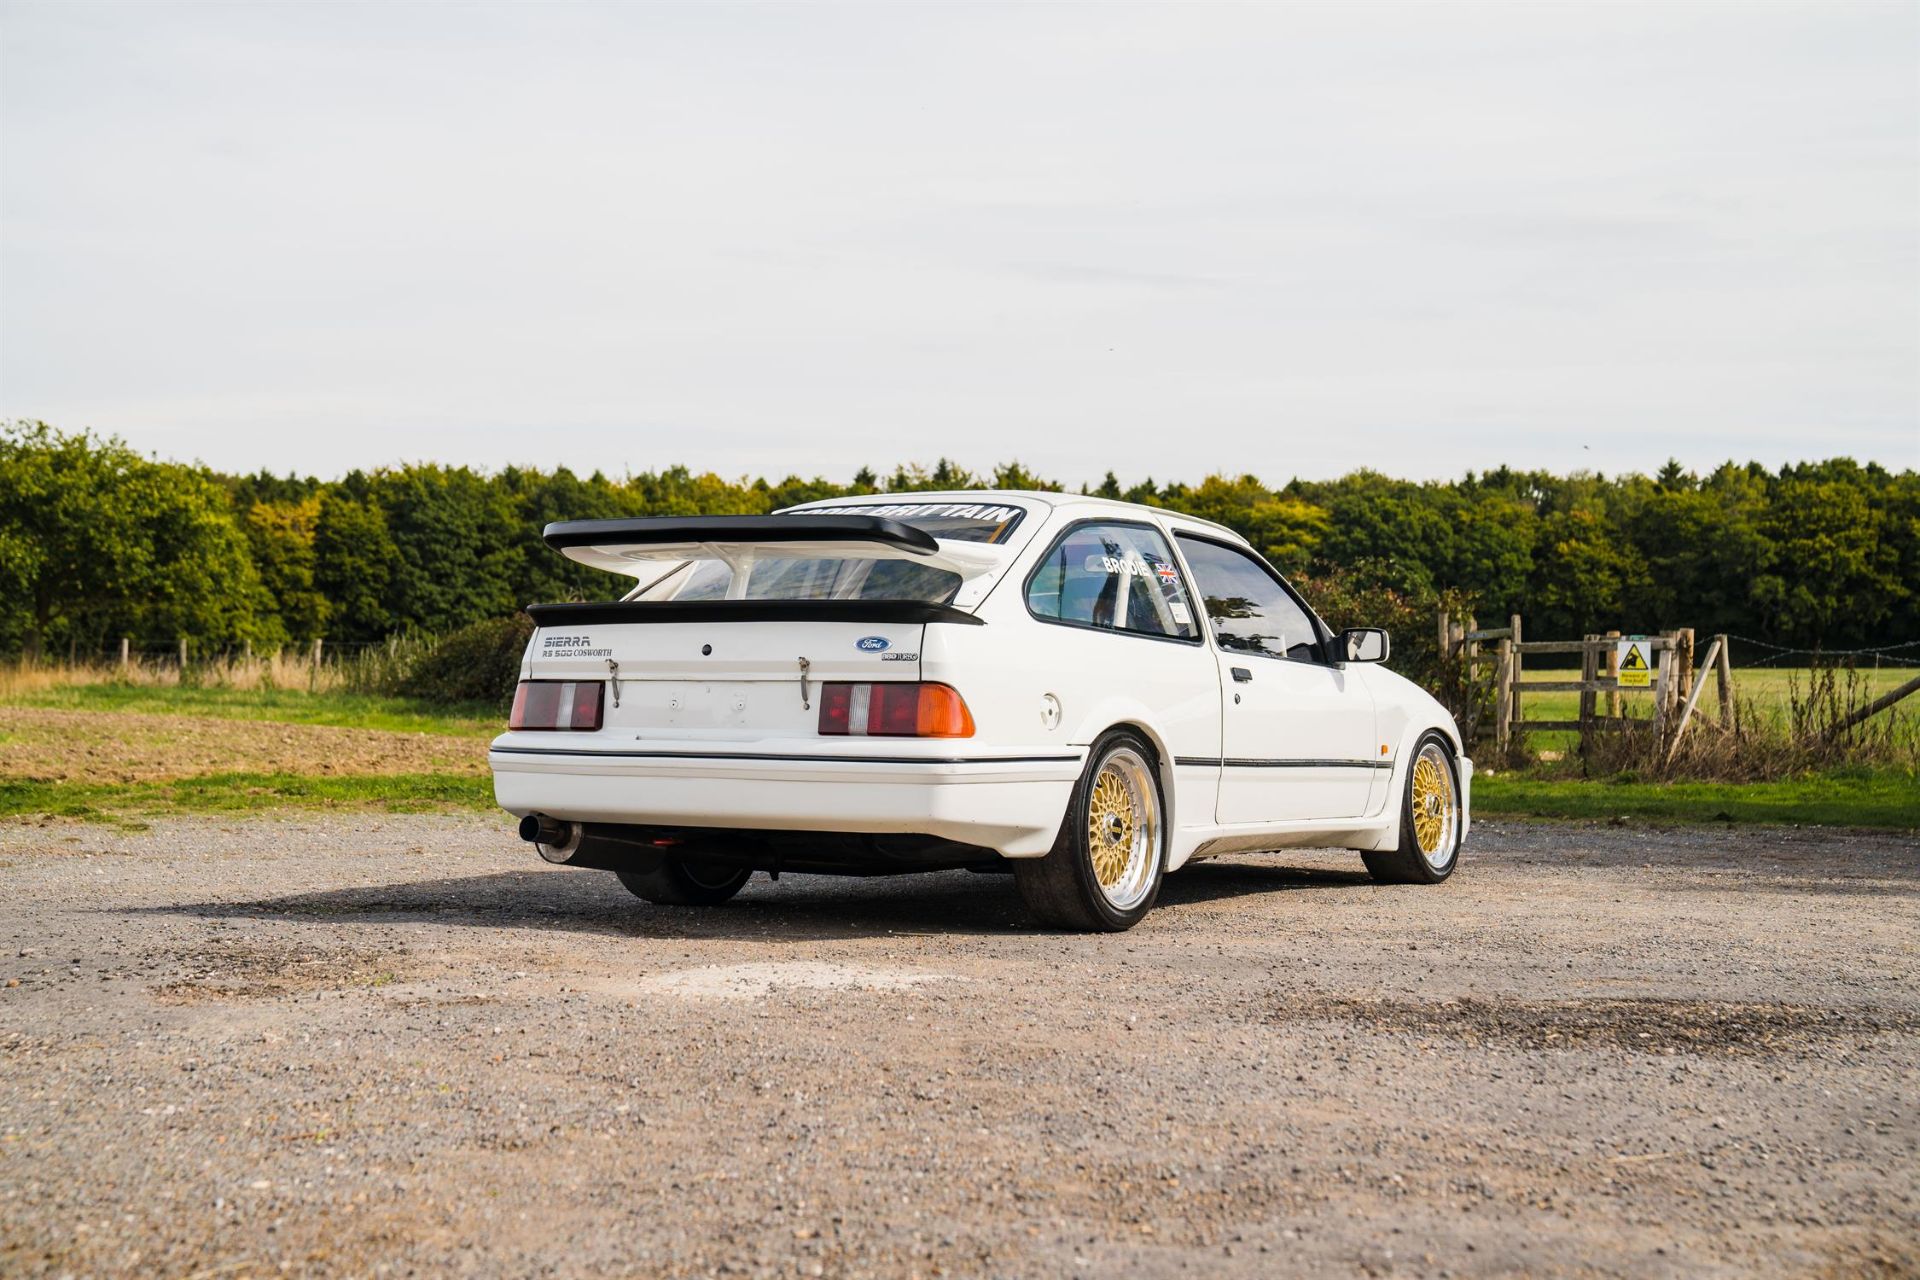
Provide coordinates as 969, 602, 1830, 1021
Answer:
1230, 667, 1253, 683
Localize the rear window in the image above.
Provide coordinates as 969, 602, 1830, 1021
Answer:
632, 500, 1030, 604
790, 502, 1027, 544
643, 556, 960, 604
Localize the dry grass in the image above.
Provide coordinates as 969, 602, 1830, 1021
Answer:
2, 653, 327, 696
1535, 664, 1919, 782
0, 642, 430, 699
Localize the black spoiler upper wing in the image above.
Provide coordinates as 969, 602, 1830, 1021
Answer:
543, 514, 939, 559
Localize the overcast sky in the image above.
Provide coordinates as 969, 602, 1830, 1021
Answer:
2, 2, 1915, 487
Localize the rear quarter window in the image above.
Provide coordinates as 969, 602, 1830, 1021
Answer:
1025, 521, 1198, 641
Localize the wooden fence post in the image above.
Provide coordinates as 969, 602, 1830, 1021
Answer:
309, 637, 324, 693
1676, 628, 1696, 702
1495, 637, 1513, 758
1807, 673, 1920, 744
1666, 635, 1724, 765
1578, 634, 1597, 730
1459, 614, 1480, 741
178, 637, 189, 669
1651, 635, 1668, 744
1507, 615, 1523, 756
1715, 635, 1737, 734
1603, 630, 1621, 717
118, 637, 130, 673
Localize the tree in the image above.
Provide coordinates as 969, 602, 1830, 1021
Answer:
312, 492, 396, 642
1303, 471, 1456, 594
368, 465, 519, 633
245, 497, 329, 645
1154, 474, 1330, 577
1528, 508, 1648, 637
0, 421, 263, 657
0, 422, 143, 658
989, 461, 1063, 492
129, 462, 271, 648
1752, 476, 1900, 646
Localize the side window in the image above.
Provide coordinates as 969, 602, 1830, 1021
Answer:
1026, 522, 1198, 641
1175, 536, 1323, 662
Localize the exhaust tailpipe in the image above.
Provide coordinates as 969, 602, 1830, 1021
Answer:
518, 816, 670, 872
519, 814, 581, 863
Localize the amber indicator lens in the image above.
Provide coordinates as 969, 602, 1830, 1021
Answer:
817, 682, 974, 738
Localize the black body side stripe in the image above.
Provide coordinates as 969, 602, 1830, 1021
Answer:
1174, 756, 1395, 770
491, 747, 1082, 766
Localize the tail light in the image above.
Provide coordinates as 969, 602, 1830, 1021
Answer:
818, 682, 974, 738
510, 680, 604, 731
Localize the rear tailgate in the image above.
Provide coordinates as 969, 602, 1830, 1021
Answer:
517, 513, 1013, 743
523, 603, 970, 739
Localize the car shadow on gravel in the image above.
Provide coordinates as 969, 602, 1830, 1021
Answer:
141, 858, 1373, 939
1159, 860, 1373, 904
146, 868, 1028, 941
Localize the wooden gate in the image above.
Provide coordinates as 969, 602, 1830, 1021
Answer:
1440, 613, 1735, 757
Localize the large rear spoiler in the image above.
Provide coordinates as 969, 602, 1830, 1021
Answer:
545, 514, 935, 575
544, 514, 1010, 580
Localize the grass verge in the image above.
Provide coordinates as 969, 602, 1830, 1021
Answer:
0, 772, 495, 824
2, 684, 499, 737
1476, 768, 1919, 830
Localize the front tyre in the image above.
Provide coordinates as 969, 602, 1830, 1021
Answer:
1363, 732, 1462, 885
615, 857, 752, 906
1014, 730, 1166, 932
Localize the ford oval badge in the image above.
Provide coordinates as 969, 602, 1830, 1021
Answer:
856, 636, 890, 653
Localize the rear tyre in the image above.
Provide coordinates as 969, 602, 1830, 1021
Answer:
615, 857, 752, 906
1013, 729, 1166, 932
1363, 732, 1462, 885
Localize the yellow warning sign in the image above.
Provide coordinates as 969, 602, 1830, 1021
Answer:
1616, 639, 1652, 688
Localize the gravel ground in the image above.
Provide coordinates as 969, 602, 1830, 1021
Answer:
0, 815, 1915, 1278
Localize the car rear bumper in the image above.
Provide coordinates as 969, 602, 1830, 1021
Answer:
488, 744, 1085, 857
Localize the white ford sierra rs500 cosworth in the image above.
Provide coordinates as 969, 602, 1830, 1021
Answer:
490, 492, 1469, 931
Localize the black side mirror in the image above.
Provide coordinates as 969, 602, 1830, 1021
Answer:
1338, 627, 1389, 663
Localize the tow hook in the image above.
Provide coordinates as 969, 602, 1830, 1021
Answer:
797, 656, 811, 710
605, 657, 622, 708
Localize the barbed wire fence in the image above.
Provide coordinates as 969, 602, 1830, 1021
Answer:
1722, 636, 1920, 669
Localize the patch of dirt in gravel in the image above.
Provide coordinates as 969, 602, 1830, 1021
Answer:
152, 939, 414, 1002
1279, 994, 1918, 1055
629, 960, 970, 1001
0, 706, 486, 783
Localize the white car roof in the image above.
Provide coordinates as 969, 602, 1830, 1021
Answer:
781, 489, 1248, 546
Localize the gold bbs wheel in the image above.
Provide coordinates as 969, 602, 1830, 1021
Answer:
1084, 747, 1160, 911
1409, 740, 1459, 871
1364, 732, 1463, 886
1411, 749, 1452, 861
1012, 731, 1167, 931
